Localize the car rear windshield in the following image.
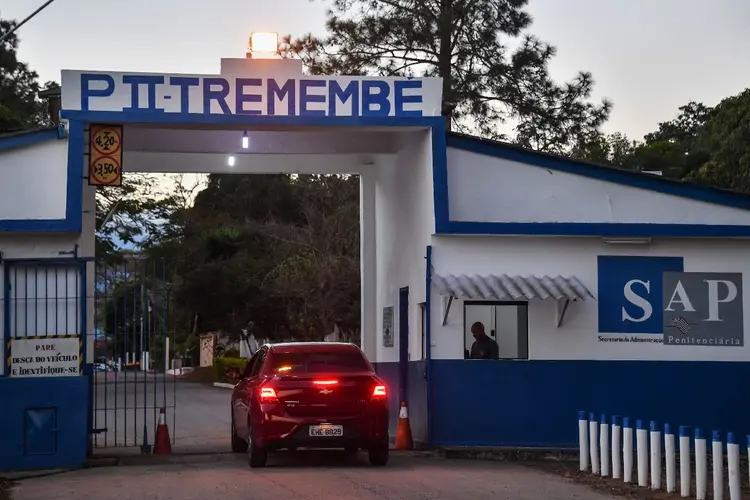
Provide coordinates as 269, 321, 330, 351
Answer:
270, 350, 370, 373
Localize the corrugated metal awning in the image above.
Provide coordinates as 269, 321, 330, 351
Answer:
432, 273, 595, 301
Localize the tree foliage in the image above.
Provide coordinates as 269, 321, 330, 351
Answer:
137, 174, 361, 346
0, 19, 56, 132
573, 89, 750, 194
279, 0, 611, 153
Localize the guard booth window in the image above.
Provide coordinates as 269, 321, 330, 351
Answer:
463, 301, 529, 359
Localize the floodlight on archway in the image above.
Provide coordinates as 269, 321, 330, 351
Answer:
246, 32, 279, 59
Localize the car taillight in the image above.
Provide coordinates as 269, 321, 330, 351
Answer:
372, 384, 387, 398
313, 379, 339, 385
259, 386, 279, 403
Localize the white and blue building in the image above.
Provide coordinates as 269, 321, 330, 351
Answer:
1, 56, 750, 470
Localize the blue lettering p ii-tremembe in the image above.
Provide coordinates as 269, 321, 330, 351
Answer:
362, 80, 391, 117
80, 73, 115, 111
123, 75, 165, 113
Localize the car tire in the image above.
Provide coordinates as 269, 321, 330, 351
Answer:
231, 416, 248, 453
247, 424, 268, 468
368, 444, 389, 466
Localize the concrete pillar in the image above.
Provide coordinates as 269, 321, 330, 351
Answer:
360, 169, 377, 361
165, 337, 170, 372
80, 154, 97, 364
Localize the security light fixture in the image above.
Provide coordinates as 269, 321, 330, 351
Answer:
246, 32, 278, 58
227, 155, 236, 167
242, 131, 249, 149
602, 237, 651, 245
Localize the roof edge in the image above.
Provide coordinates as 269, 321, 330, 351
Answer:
446, 132, 750, 213
0, 126, 66, 152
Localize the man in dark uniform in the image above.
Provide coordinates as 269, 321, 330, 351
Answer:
469, 321, 500, 359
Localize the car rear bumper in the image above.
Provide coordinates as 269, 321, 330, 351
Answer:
256, 411, 388, 450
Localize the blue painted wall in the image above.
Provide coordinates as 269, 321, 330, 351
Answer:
0, 376, 89, 471
374, 361, 428, 446
430, 359, 750, 448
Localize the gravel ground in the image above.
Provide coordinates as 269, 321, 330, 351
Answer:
1, 479, 13, 500
11, 451, 623, 500
526, 455, 749, 500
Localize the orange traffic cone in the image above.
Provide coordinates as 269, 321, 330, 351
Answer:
153, 408, 172, 454
394, 401, 413, 450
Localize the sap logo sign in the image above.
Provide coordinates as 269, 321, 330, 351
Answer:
661, 272, 743, 346
597, 256, 684, 334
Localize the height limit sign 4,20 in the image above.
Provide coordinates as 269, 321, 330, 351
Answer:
89, 124, 123, 186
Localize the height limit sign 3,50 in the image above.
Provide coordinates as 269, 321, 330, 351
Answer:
89, 124, 123, 186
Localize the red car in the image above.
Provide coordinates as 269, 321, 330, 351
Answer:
230, 342, 390, 468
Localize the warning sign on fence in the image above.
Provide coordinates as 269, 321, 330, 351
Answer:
89, 124, 123, 186
10, 337, 81, 377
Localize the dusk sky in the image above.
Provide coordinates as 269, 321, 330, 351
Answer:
3, 0, 749, 140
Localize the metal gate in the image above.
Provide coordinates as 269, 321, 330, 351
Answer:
92, 257, 178, 451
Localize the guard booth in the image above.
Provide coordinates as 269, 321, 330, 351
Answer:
0, 55, 445, 470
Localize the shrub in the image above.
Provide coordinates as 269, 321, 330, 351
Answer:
224, 348, 240, 358
213, 356, 248, 383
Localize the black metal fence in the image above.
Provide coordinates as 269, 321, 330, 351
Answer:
91, 258, 178, 451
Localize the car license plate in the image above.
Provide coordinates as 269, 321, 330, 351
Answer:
309, 424, 343, 437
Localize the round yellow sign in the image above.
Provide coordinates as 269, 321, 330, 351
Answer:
92, 127, 122, 156
90, 156, 121, 185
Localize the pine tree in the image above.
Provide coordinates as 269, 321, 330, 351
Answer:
0, 19, 52, 132
280, 0, 611, 153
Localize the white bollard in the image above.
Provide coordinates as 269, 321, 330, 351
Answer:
612, 416, 622, 480
637, 420, 649, 487
578, 411, 589, 472
600, 414, 610, 477
664, 423, 676, 493
712, 431, 723, 500
623, 417, 634, 483
650, 421, 662, 490
727, 432, 740, 500
623, 418, 633, 483
679, 426, 691, 498
696, 428, 707, 500
589, 412, 600, 475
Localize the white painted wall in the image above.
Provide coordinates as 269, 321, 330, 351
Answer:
0, 140, 68, 220
447, 147, 750, 226
374, 130, 434, 363
430, 235, 750, 362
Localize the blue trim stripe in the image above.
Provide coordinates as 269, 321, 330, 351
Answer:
728, 432, 737, 445
600, 413, 607, 424
636, 420, 644, 430
712, 430, 722, 442
589, 412, 596, 422
650, 420, 658, 432
679, 426, 690, 437
612, 415, 620, 426
664, 423, 672, 435
696, 428, 704, 439
0, 128, 60, 152
623, 417, 630, 428
441, 133, 750, 237
578, 410, 587, 420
